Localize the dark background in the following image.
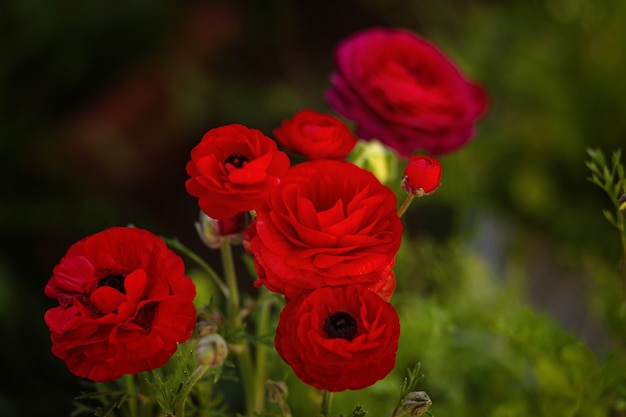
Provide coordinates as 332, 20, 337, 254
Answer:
1, 0, 625, 416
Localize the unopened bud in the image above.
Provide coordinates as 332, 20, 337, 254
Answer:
196, 333, 228, 368
401, 391, 432, 417
401, 155, 441, 197
196, 211, 249, 249
266, 380, 288, 403
196, 320, 219, 337
196, 307, 223, 336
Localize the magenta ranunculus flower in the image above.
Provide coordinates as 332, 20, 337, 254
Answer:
326, 27, 488, 157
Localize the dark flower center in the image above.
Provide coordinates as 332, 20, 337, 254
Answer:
224, 154, 250, 172
324, 311, 358, 340
97, 275, 126, 294
135, 302, 158, 332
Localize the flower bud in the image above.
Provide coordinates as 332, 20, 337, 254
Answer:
196, 313, 224, 337
195, 211, 250, 249
195, 333, 228, 368
401, 391, 432, 417
266, 380, 288, 403
401, 155, 441, 197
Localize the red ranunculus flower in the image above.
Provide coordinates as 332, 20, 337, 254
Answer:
325, 27, 488, 157
251, 159, 403, 299
274, 285, 400, 392
44, 226, 197, 382
367, 259, 396, 302
401, 155, 442, 196
273, 109, 357, 161
185, 124, 291, 220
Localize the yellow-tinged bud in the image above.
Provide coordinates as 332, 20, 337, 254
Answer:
350, 140, 396, 184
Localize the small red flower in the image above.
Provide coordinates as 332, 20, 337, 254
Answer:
326, 27, 487, 157
185, 124, 291, 220
401, 155, 442, 196
44, 227, 197, 382
273, 109, 357, 161
250, 160, 403, 299
274, 285, 400, 392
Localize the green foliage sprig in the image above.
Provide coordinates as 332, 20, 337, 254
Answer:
586, 148, 626, 232
586, 148, 626, 298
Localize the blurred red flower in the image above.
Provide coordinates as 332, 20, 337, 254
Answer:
273, 109, 357, 161
44, 227, 197, 382
274, 285, 400, 392
326, 27, 487, 157
185, 124, 291, 220
402, 155, 442, 196
250, 159, 403, 299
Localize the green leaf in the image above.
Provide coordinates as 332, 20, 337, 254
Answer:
347, 405, 368, 417
602, 209, 617, 227
397, 363, 425, 409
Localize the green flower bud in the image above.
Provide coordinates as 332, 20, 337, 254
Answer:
195, 333, 228, 368
401, 391, 432, 417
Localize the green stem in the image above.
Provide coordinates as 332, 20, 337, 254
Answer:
622, 243, 626, 303
221, 239, 240, 322
320, 390, 333, 417
253, 289, 272, 411
175, 365, 210, 417
220, 238, 256, 415
124, 374, 139, 417
161, 236, 229, 297
397, 193, 415, 217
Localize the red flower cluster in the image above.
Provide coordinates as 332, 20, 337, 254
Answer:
326, 27, 487, 157
246, 157, 402, 391
183, 121, 402, 391
273, 109, 357, 161
44, 227, 196, 382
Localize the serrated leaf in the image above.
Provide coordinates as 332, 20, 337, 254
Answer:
612, 149, 622, 167
586, 148, 599, 160
585, 160, 596, 170
588, 177, 604, 189
348, 405, 368, 417
602, 209, 617, 227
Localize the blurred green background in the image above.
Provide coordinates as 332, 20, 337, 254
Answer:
1, 0, 626, 416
